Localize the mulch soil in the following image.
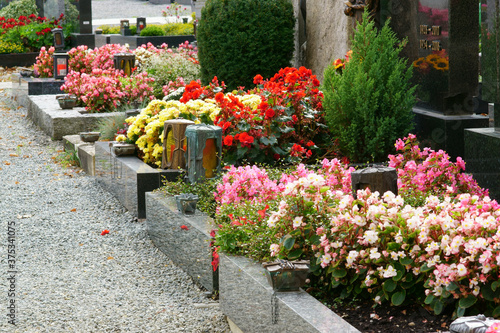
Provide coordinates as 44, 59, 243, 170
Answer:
334, 300, 452, 333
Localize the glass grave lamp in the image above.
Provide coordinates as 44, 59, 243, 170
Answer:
161, 118, 195, 170
185, 124, 222, 183
136, 17, 146, 34
120, 19, 131, 36
51, 28, 64, 51
113, 53, 135, 76
52, 52, 69, 79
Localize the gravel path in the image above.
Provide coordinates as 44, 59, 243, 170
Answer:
92, 0, 169, 20
0, 87, 230, 332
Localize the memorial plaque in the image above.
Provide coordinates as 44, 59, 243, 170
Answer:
381, 0, 479, 115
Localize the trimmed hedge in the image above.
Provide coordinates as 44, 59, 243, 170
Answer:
197, 0, 295, 90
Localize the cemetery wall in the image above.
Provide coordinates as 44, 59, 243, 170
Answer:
305, 0, 352, 81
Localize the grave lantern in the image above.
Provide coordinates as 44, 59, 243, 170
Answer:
52, 52, 69, 80
262, 260, 310, 292
120, 19, 131, 36
113, 53, 135, 76
51, 28, 64, 51
136, 17, 146, 34
161, 118, 195, 170
185, 124, 222, 183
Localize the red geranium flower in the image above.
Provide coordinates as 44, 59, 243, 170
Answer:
238, 132, 254, 146
223, 135, 233, 146
265, 108, 275, 119
253, 74, 263, 85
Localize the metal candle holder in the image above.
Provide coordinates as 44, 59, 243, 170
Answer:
175, 193, 199, 215
262, 259, 310, 292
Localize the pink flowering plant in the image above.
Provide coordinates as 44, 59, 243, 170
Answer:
34, 46, 54, 77
389, 134, 488, 206
61, 68, 154, 113
213, 136, 500, 318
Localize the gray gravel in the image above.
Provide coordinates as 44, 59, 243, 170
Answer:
0, 88, 230, 332
91, 0, 190, 20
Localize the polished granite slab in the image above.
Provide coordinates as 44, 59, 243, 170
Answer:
146, 192, 216, 291
11, 73, 65, 96
219, 254, 361, 333
413, 107, 489, 160
464, 128, 500, 201
94, 142, 181, 218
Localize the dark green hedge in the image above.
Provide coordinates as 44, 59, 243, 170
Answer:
197, 0, 295, 90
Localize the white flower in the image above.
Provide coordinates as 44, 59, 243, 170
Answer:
456, 263, 468, 277
395, 232, 403, 243
346, 250, 359, 267
320, 253, 332, 267
267, 214, 279, 228
270, 244, 280, 257
369, 248, 381, 260
383, 265, 397, 278
353, 215, 366, 227
363, 230, 379, 245
292, 216, 303, 229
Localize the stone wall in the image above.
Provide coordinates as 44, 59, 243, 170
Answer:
304, 0, 352, 82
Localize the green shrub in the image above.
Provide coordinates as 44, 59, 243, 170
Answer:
140, 25, 164, 36
0, 0, 37, 19
0, 40, 25, 53
97, 25, 119, 34
322, 10, 416, 163
197, 0, 294, 90
141, 50, 200, 98
94, 114, 128, 141
162, 22, 193, 36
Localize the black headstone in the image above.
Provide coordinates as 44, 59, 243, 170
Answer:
79, 0, 92, 34
381, 0, 479, 115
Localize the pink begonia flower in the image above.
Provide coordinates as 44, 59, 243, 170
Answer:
486, 322, 500, 333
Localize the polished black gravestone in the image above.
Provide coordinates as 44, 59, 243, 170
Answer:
70, 0, 95, 48
94, 142, 181, 219
464, 1, 500, 200
380, 1, 488, 159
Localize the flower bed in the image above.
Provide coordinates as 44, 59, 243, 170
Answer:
212, 135, 497, 319
34, 42, 200, 113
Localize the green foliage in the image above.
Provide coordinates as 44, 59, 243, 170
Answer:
56, 149, 80, 168
97, 25, 120, 34
140, 25, 165, 36
162, 22, 193, 36
141, 51, 200, 98
197, 0, 295, 90
158, 175, 220, 217
0, 0, 37, 19
322, 10, 416, 163
94, 114, 128, 141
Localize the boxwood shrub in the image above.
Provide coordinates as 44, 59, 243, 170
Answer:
197, 0, 295, 90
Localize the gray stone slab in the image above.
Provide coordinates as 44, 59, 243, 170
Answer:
146, 192, 216, 291
220, 254, 361, 333
26, 95, 123, 140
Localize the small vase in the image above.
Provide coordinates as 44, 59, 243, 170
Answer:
112, 143, 136, 156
